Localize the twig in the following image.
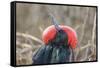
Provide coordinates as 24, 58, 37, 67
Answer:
79, 8, 89, 44
76, 40, 95, 52
17, 32, 44, 45
39, 26, 44, 33
91, 12, 96, 44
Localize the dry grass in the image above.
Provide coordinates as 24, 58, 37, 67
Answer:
16, 32, 42, 65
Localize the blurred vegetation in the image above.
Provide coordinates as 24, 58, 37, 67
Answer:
16, 3, 97, 65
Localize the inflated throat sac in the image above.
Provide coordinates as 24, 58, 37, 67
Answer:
32, 30, 71, 64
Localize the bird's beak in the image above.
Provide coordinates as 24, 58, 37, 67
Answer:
49, 13, 61, 31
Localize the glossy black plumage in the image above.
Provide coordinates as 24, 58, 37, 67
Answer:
32, 30, 71, 64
